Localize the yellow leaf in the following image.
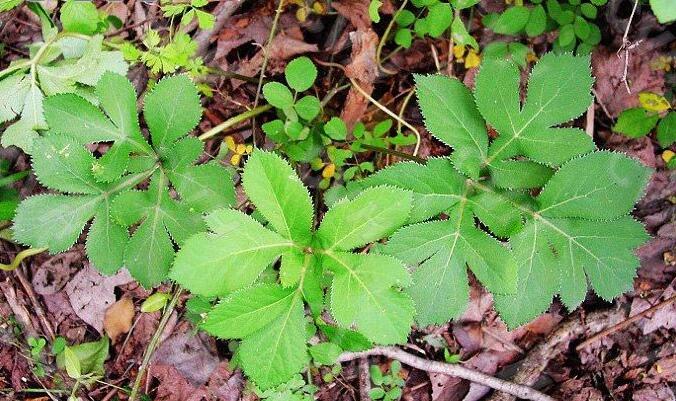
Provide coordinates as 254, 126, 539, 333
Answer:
527, 52, 539, 63
453, 45, 466, 60
104, 297, 134, 343
464, 50, 481, 69
245, 144, 253, 154
235, 144, 247, 155
296, 7, 307, 22
639, 92, 671, 113
322, 163, 336, 178
225, 136, 237, 152
231, 153, 242, 166
312, 1, 325, 14
662, 150, 675, 164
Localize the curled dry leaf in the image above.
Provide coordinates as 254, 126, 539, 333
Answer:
104, 297, 135, 343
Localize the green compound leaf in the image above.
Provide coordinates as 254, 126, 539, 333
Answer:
414, 74, 488, 179
324, 252, 414, 343
16, 73, 233, 285
175, 149, 414, 389
382, 203, 518, 326
475, 53, 595, 166
316, 186, 412, 251
170, 208, 294, 296
242, 150, 314, 245
493, 151, 651, 328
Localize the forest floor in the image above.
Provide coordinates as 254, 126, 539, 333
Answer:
0, 0, 674, 400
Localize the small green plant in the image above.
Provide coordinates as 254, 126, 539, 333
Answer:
253, 374, 318, 401
346, 53, 651, 328
262, 57, 415, 184
381, 0, 479, 50
11, 73, 235, 287
0, 4, 126, 151
613, 92, 675, 169
484, 0, 604, 54
160, 0, 215, 29
614, 92, 675, 151
27, 336, 47, 377
122, 30, 208, 83
170, 150, 416, 388
369, 361, 405, 401
57, 337, 109, 400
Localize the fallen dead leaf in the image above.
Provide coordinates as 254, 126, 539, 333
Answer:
104, 297, 135, 343
592, 46, 665, 118
65, 266, 133, 334
340, 29, 379, 129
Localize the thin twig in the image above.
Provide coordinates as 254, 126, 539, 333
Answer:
617, 0, 640, 93
358, 357, 372, 401
15, 265, 55, 340
198, 104, 272, 141
576, 294, 676, 351
338, 347, 555, 401
128, 287, 183, 401
375, 0, 408, 75
251, 0, 286, 148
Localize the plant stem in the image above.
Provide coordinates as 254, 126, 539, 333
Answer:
338, 347, 555, 401
198, 104, 273, 141
251, 0, 286, 147
360, 144, 425, 163
128, 286, 183, 401
376, 0, 409, 75
0, 248, 47, 271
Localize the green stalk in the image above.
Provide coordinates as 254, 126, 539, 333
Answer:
198, 104, 273, 141
128, 287, 183, 401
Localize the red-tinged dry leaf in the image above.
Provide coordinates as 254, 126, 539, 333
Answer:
592, 47, 665, 118
104, 297, 135, 342
152, 332, 220, 385
65, 266, 133, 334
333, 0, 372, 30
340, 30, 378, 129
632, 385, 675, 401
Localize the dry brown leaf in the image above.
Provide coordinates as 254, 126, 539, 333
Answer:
592, 46, 665, 118
64, 266, 133, 334
104, 297, 135, 343
340, 29, 378, 128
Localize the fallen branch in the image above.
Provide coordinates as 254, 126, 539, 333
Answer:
487, 308, 626, 401
576, 294, 676, 351
338, 346, 555, 401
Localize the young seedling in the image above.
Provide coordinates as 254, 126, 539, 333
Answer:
0, 3, 126, 152
170, 150, 415, 388
484, 0, 604, 54
12, 73, 235, 287
347, 52, 651, 328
